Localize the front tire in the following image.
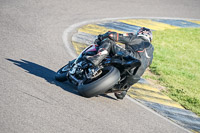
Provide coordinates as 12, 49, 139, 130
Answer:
78, 66, 120, 98
55, 64, 70, 82
55, 60, 75, 82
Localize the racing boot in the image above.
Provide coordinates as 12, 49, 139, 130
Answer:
114, 81, 131, 100
114, 76, 140, 100
85, 40, 111, 66
114, 90, 127, 100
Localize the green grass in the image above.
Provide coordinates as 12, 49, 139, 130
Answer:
149, 28, 200, 115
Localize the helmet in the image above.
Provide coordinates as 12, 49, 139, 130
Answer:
137, 27, 153, 42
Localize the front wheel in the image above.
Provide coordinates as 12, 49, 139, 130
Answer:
78, 66, 120, 98
55, 64, 70, 82
55, 60, 75, 82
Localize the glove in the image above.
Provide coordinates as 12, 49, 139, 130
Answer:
97, 32, 108, 41
97, 31, 112, 41
97, 34, 107, 41
98, 31, 119, 42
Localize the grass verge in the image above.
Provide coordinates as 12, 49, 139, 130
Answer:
146, 28, 200, 116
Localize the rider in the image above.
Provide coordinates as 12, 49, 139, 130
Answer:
85, 27, 154, 99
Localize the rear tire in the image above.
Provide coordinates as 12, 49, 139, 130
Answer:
78, 66, 120, 98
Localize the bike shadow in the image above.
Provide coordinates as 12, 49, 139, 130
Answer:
6, 58, 117, 100
6, 58, 79, 96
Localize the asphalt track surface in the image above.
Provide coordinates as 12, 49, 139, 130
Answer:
0, 0, 200, 133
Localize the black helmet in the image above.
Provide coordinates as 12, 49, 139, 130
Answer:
137, 27, 153, 42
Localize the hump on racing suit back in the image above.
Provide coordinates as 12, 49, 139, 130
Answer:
125, 36, 154, 85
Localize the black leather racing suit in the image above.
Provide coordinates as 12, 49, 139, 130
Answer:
86, 32, 154, 88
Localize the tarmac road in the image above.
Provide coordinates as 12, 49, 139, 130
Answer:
0, 0, 200, 133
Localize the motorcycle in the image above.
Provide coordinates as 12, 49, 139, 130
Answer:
55, 43, 141, 98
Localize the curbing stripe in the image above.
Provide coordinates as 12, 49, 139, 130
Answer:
132, 82, 160, 92
128, 92, 184, 109
78, 24, 125, 35
188, 20, 200, 25
70, 18, 200, 133
130, 87, 172, 101
129, 83, 184, 109
119, 19, 179, 30
153, 19, 200, 28
97, 21, 141, 33
71, 41, 88, 55
72, 32, 96, 45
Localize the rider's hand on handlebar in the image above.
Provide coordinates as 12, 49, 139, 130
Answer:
97, 31, 112, 41
98, 31, 118, 42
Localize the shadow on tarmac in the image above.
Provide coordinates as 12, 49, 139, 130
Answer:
6, 58, 117, 100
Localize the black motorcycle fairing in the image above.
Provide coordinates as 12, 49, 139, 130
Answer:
55, 44, 142, 97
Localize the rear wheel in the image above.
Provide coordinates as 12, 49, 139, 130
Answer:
78, 66, 120, 98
